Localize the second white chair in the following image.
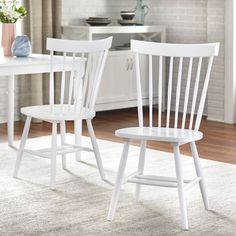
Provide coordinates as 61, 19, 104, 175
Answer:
13, 37, 112, 189
107, 39, 219, 230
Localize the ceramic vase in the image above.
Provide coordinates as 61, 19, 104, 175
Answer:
11, 35, 32, 57
135, 0, 149, 25
1, 23, 16, 56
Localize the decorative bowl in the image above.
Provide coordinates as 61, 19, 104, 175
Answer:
86, 17, 111, 26
120, 11, 135, 20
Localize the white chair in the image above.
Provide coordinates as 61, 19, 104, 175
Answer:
107, 40, 219, 230
13, 37, 112, 189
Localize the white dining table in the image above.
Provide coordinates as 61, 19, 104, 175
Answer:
0, 53, 83, 149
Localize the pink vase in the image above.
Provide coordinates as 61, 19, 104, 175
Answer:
1, 23, 16, 56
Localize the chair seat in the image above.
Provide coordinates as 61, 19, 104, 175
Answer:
21, 104, 95, 121
115, 127, 203, 143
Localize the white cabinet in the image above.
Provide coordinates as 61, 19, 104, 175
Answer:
62, 25, 167, 111
96, 51, 131, 109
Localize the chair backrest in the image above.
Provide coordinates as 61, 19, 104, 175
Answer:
131, 40, 219, 131
46, 37, 112, 115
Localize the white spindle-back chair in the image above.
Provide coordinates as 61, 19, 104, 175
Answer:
13, 37, 112, 189
107, 40, 219, 230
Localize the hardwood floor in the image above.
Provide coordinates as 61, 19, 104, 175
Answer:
0, 108, 236, 164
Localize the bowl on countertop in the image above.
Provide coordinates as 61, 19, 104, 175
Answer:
86, 17, 111, 26
120, 11, 135, 20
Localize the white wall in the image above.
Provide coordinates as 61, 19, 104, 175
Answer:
207, 0, 225, 121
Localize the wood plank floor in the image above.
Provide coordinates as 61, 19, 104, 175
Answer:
0, 108, 236, 164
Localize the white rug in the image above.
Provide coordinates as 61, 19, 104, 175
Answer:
0, 134, 235, 236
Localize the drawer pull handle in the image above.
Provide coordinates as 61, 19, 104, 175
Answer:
126, 58, 130, 71
130, 58, 133, 70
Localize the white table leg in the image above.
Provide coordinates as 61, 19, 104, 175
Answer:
75, 119, 82, 161
7, 75, 15, 147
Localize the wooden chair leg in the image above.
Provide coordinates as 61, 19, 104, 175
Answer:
173, 145, 189, 230
50, 122, 57, 190
13, 116, 32, 178
135, 140, 147, 202
190, 142, 209, 210
86, 119, 106, 180
74, 119, 82, 162
107, 139, 130, 221
60, 121, 67, 170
